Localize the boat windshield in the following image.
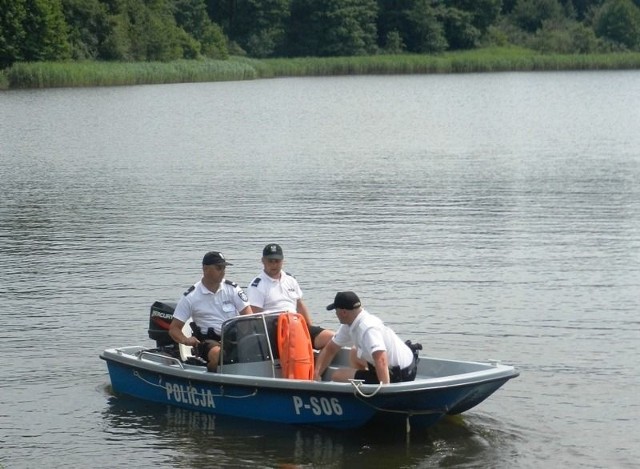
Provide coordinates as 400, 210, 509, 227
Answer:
220, 312, 279, 365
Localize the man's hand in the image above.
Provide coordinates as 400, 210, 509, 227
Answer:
183, 336, 200, 347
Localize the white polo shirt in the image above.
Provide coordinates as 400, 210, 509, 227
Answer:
173, 279, 250, 335
246, 270, 302, 313
332, 309, 413, 369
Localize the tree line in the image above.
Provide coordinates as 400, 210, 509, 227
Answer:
2, 0, 640, 69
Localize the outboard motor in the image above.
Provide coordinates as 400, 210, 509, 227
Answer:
148, 301, 177, 347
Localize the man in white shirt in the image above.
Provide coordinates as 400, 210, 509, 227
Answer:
247, 243, 333, 349
169, 251, 253, 371
314, 291, 417, 384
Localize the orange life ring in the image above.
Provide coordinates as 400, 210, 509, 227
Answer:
277, 312, 314, 380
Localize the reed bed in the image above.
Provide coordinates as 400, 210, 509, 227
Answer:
3, 59, 257, 89
257, 48, 640, 77
2, 48, 640, 89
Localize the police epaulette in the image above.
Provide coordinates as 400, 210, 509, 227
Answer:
225, 279, 238, 287
250, 277, 261, 287
285, 271, 295, 278
183, 285, 195, 296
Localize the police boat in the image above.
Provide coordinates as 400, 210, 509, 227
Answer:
100, 301, 519, 430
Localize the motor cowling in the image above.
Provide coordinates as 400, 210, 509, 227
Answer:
148, 301, 176, 347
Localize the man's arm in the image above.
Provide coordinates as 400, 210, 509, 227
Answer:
169, 318, 199, 347
372, 350, 390, 384
296, 298, 312, 325
313, 340, 340, 381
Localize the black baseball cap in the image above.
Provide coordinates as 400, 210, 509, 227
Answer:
202, 251, 232, 266
262, 243, 284, 260
326, 291, 361, 310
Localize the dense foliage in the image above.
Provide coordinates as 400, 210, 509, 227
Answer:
3, 0, 640, 69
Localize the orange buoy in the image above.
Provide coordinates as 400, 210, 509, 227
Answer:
277, 312, 314, 380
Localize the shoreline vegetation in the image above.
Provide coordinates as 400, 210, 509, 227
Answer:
2, 47, 640, 90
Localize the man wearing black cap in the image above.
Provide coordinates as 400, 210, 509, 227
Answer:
169, 251, 252, 371
314, 291, 417, 384
247, 243, 333, 349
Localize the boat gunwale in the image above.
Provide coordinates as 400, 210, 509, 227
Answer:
100, 346, 519, 395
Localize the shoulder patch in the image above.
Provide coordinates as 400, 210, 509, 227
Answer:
225, 279, 238, 287
183, 285, 195, 296
238, 289, 248, 302
250, 277, 261, 287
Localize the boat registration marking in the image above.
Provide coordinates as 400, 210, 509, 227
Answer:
292, 396, 343, 416
165, 382, 216, 409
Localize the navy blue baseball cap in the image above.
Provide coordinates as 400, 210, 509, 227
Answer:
326, 291, 361, 310
262, 243, 284, 260
202, 251, 232, 266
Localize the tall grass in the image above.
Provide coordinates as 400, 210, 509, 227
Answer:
4, 59, 257, 89
3, 47, 640, 89
256, 47, 640, 77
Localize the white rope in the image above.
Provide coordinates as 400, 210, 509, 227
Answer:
132, 370, 257, 398
349, 379, 383, 397
349, 378, 446, 426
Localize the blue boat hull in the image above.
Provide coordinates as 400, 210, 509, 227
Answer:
102, 347, 517, 430
106, 359, 379, 428
104, 309, 518, 430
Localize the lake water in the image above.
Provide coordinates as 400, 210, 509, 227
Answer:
1, 71, 639, 468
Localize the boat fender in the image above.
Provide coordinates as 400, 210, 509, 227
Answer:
277, 312, 314, 380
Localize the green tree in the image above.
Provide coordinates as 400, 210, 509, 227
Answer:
594, 0, 640, 48
173, 0, 227, 58
99, 0, 196, 61
377, 0, 409, 50
405, 0, 448, 53
446, 0, 502, 32
288, 0, 378, 57
512, 0, 565, 32
61, 0, 112, 59
530, 19, 599, 52
568, 0, 606, 19
502, 0, 518, 12
207, 0, 288, 57
0, 0, 28, 67
198, 21, 228, 58
443, 7, 480, 49
205, 0, 234, 31
382, 29, 405, 53
9, 0, 71, 63
236, 0, 290, 57
377, 0, 447, 53
98, 11, 132, 60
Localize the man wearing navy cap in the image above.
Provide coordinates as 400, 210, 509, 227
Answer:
314, 291, 416, 384
247, 243, 333, 349
169, 251, 253, 371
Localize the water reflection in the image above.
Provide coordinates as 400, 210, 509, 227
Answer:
103, 396, 348, 467
102, 391, 520, 468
